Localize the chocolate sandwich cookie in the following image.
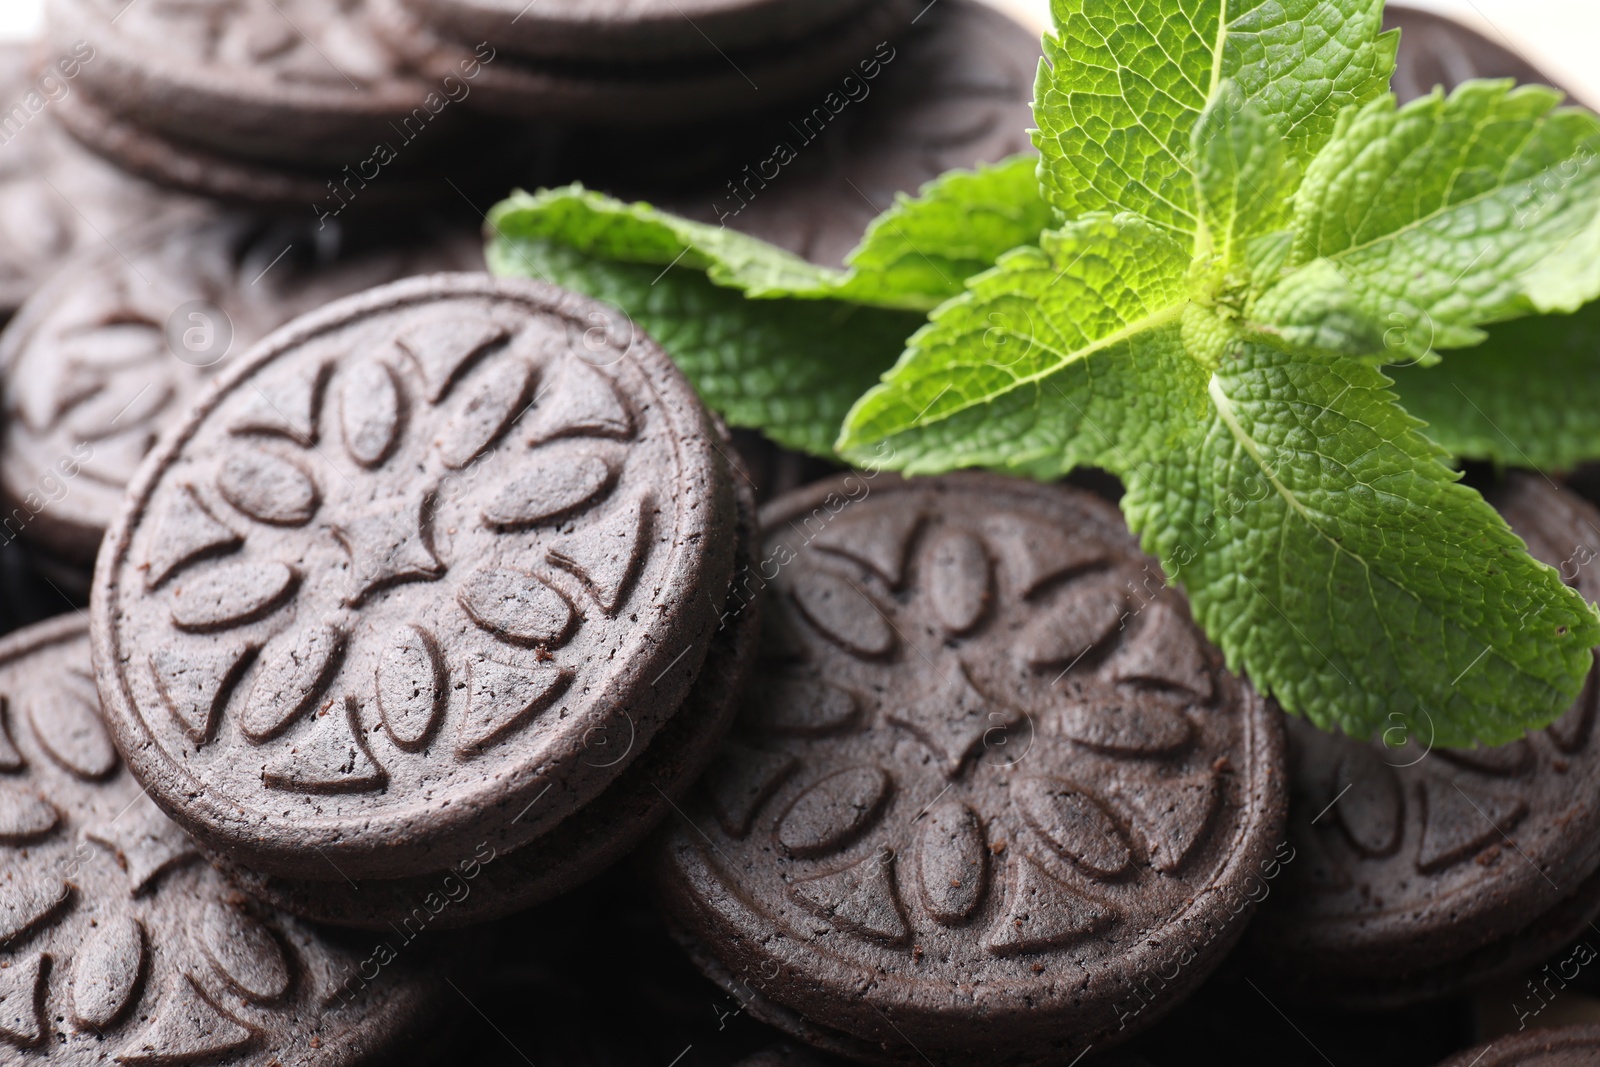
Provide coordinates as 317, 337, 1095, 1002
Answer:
48, 0, 453, 167
656, 473, 1288, 1066
211, 457, 758, 928
0, 210, 483, 566
1387, 4, 1581, 105
1250, 475, 1600, 1007
635, 0, 1041, 269
0, 616, 441, 1063
406, 0, 867, 63
0, 43, 194, 318
44, 0, 505, 207
375, 0, 918, 126
1437, 1025, 1600, 1067
92, 274, 751, 926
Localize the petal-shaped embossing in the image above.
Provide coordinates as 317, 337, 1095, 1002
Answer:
1016, 578, 1125, 669
457, 658, 572, 757
0, 875, 68, 946
1107, 601, 1213, 700
118, 974, 254, 1063
982, 512, 1110, 597
217, 449, 319, 526
85, 793, 199, 895
482, 451, 615, 531
229, 359, 328, 445
705, 742, 798, 838
789, 568, 894, 659
926, 529, 991, 635
438, 357, 535, 468
0, 699, 20, 772
397, 315, 508, 402
1017, 778, 1131, 878
333, 493, 444, 606
1335, 746, 1405, 858
67, 376, 174, 441
0, 784, 58, 844
148, 641, 255, 745
458, 566, 577, 648
0, 951, 47, 1048
263, 698, 387, 795
1436, 739, 1535, 776
985, 855, 1115, 957
775, 766, 892, 859
27, 683, 117, 780
758, 676, 859, 737
916, 803, 987, 925
792, 853, 910, 945
1058, 700, 1191, 756
240, 624, 346, 742
376, 625, 447, 752
547, 492, 648, 615
523, 356, 633, 444
71, 916, 146, 1030
169, 561, 297, 633
200, 903, 290, 1003
1110, 771, 1218, 874
1416, 777, 1527, 873
340, 360, 403, 468
810, 505, 923, 588
144, 484, 242, 590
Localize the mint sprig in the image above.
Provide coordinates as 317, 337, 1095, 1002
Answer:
488, 0, 1600, 746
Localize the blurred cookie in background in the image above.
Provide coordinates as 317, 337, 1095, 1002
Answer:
0, 209, 483, 567
0, 41, 197, 320
377, 0, 918, 127
1386, 4, 1582, 104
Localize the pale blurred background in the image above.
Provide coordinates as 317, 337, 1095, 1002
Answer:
0, 0, 1593, 103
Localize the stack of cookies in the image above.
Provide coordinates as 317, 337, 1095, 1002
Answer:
373, 0, 921, 125
1, 2, 1599, 1065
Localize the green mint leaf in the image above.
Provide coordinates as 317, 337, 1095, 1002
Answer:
1193, 82, 1299, 269
1390, 301, 1600, 468
837, 213, 1199, 474
487, 234, 921, 457
1256, 81, 1600, 362
488, 157, 1050, 313
489, 184, 838, 299
1123, 341, 1600, 746
1034, 0, 1396, 235
838, 154, 1055, 308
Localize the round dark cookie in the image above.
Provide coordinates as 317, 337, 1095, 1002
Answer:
47, 0, 453, 167
209, 455, 760, 927
1387, 4, 1581, 105
372, 0, 918, 126
636, 0, 1041, 268
1436, 1025, 1600, 1067
47, 85, 472, 210
0, 210, 483, 566
655, 472, 1288, 1066
1250, 474, 1600, 1007
406, 0, 867, 63
0, 616, 442, 1063
0, 43, 195, 318
92, 274, 741, 890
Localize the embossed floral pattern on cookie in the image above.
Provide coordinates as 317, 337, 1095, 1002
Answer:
0, 617, 435, 1063
94, 275, 735, 882
658, 474, 1286, 1065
